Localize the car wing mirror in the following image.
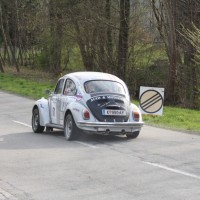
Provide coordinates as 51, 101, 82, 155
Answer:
45, 89, 52, 95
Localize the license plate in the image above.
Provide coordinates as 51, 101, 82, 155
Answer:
102, 109, 126, 116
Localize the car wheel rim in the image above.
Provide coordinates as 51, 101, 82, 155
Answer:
66, 116, 72, 139
33, 112, 39, 130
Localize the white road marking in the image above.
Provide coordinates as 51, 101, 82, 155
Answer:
12, 120, 31, 128
12, 120, 98, 149
12, 120, 100, 149
74, 141, 99, 149
143, 161, 200, 180
0, 187, 18, 200
0, 138, 4, 142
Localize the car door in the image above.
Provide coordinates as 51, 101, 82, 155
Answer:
49, 78, 65, 124
59, 79, 77, 125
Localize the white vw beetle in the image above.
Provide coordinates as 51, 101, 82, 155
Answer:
32, 72, 144, 140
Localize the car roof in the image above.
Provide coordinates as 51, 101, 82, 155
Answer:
63, 71, 124, 84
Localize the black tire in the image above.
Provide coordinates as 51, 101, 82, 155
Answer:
126, 131, 140, 139
64, 113, 79, 141
32, 108, 45, 133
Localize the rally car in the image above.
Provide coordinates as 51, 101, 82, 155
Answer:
32, 72, 144, 140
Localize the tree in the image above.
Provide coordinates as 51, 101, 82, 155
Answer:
151, 0, 200, 107
181, 24, 200, 108
117, 0, 130, 81
48, 0, 63, 75
0, 0, 20, 72
0, 54, 4, 72
151, 0, 180, 104
68, 0, 118, 72
177, 0, 200, 108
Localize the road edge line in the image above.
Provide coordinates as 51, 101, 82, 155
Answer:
143, 161, 200, 180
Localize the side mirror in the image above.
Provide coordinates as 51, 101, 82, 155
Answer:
45, 89, 52, 95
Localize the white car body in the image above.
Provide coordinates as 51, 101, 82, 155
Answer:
32, 72, 144, 140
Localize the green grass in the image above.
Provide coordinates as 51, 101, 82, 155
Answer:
1, 71, 200, 134
142, 106, 200, 133
0, 73, 55, 99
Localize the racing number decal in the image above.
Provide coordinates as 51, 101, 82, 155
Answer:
52, 102, 57, 117
53, 107, 55, 117
51, 101, 57, 123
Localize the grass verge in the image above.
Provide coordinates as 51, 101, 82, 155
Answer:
142, 107, 200, 133
1, 69, 200, 134
0, 72, 55, 99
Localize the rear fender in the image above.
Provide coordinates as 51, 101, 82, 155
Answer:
33, 98, 50, 126
65, 101, 96, 127
129, 103, 143, 122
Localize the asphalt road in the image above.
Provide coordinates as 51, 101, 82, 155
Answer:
0, 91, 200, 200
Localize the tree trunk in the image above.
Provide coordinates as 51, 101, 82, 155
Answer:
0, 55, 4, 73
117, 0, 130, 81
0, 2, 11, 66
49, 0, 62, 75
73, 18, 95, 71
105, 0, 113, 73
0, 1, 20, 72
163, 0, 178, 104
5, 20, 20, 72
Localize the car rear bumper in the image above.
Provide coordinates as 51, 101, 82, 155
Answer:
77, 121, 144, 133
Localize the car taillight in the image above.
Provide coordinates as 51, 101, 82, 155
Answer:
83, 109, 90, 120
133, 111, 140, 122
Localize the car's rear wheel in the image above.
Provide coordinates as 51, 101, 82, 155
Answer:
32, 108, 45, 133
126, 131, 140, 139
64, 113, 78, 140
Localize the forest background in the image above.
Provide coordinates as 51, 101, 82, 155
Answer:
0, 0, 200, 109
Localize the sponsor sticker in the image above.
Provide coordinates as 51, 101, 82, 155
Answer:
91, 95, 123, 102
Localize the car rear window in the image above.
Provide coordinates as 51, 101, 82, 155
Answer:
84, 80, 125, 94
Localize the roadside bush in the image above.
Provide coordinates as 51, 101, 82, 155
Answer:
33, 52, 50, 70
128, 59, 169, 99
